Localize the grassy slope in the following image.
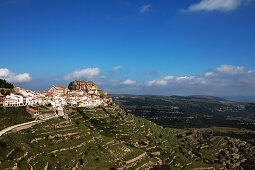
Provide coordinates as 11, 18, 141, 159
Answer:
110, 95, 255, 131
0, 107, 34, 131
0, 105, 254, 169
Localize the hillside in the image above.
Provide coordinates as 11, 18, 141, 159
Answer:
109, 94, 255, 145
109, 94, 255, 117
0, 79, 14, 96
0, 107, 34, 131
0, 104, 254, 169
0, 79, 13, 89
188, 95, 225, 101
109, 94, 255, 127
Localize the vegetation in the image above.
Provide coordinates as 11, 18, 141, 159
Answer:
109, 94, 255, 152
30, 106, 54, 114
0, 79, 14, 89
110, 94, 255, 131
0, 104, 254, 169
0, 89, 11, 96
0, 107, 34, 130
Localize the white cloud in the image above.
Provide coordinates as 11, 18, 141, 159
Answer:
121, 79, 136, 85
156, 80, 167, 85
163, 76, 174, 80
176, 76, 195, 81
64, 68, 100, 80
141, 65, 255, 96
14, 73, 32, 83
215, 65, 244, 74
248, 70, 255, 73
0, 68, 32, 83
147, 75, 174, 86
85, 64, 255, 96
181, 0, 246, 12
111, 65, 123, 71
139, 4, 151, 13
0, 68, 10, 77
147, 79, 168, 86
205, 72, 214, 77
195, 77, 208, 85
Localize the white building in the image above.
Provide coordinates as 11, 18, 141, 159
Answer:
4, 93, 24, 107
56, 106, 64, 116
4, 86, 107, 109
23, 95, 33, 106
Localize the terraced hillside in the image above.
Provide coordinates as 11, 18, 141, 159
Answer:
0, 105, 254, 169
0, 107, 34, 131
109, 94, 255, 130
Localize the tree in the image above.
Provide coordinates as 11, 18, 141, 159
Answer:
5, 90, 10, 95
0, 89, 5, 95
0, 79, 14, 89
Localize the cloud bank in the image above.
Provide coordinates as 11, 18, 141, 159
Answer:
0, 68, 32, 83
140, 65, 255, 96
181, 0, 247, 12
103, 65, 255, 96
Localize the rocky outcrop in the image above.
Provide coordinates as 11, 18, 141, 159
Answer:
68, 80, 98, 92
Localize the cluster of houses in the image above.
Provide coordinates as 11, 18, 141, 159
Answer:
47, 85, 111, 107
0, 83, 112, 116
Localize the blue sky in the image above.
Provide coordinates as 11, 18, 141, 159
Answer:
0, 0, 255, 96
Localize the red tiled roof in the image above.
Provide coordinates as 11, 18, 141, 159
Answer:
26, 108, 39, 113
56, 86, 65, 89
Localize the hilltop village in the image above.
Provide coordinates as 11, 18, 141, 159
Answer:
0, 80, 112, 116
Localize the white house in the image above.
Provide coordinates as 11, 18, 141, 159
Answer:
23, 95, 33, 106
4, 93, 24, 107
56, 106, 64, 116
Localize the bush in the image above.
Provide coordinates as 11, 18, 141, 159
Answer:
0, 141, 7, 148
151, 165, 170, 170
79, 159, 84, 165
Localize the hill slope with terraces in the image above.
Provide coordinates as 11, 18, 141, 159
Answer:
0, 104, 254, 169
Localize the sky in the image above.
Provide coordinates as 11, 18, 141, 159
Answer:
0, 0, 255, 96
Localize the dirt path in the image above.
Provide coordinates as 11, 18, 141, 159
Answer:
0, 115, 58, 137
126, 152, 147, 164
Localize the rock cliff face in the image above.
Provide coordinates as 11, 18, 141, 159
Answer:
68, 80, 98, 92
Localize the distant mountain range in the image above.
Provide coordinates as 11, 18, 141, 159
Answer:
188, 95, 225, 101
188, 95, 255, 103
109, 94, 255, 127
222, 96, 255, 103
109, 94, 255, 103
182, 95, 255, 103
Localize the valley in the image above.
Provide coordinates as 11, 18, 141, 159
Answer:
110, 94, 255, 145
